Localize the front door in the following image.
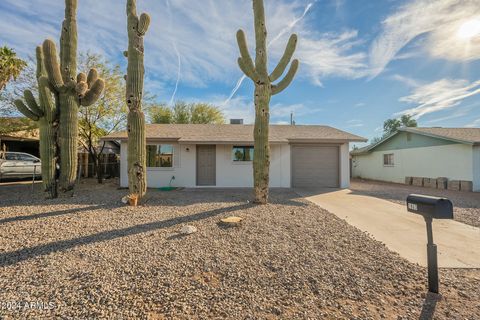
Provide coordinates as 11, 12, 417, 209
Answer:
196, 145, 216, 186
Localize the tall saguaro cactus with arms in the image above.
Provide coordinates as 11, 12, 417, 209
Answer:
236, 0, 299, 204
42, 0, 105, 192
14, 46, 58, 198
125, 0, 150, 199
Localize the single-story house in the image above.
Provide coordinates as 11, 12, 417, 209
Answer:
351, 127, 480, 192
102, 124, 366, 189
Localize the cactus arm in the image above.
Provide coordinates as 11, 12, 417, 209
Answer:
24, 90, 45, 117
35, 46, 45, 79
236, 30, 257, 80
138, 13, 150, 35
269, 34, 298, 82
80, 78, 105, 106
60, 0, 78, 85
237, 58, 257, 82
14, 100, 40, 121
271, 59, 299, 95
86, 69, 98, 88
253, 0, 268, 78
43, 40, 64, 91
77, 72, 87, 83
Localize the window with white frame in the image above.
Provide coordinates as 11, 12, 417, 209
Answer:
232, 146, 254, 161
146, 144, 174, 168
383, 153, 394, 166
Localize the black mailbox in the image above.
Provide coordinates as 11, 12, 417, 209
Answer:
406, 194, 453, 219
406, 194, 454, 294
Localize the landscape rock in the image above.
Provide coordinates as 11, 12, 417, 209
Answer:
219, 216, 243, 226
180, 225, 197, 235
404, 177, 413, 185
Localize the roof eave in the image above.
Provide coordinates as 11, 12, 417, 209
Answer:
398, 127, 476, 145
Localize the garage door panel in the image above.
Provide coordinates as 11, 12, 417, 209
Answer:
292, 145, 339, 188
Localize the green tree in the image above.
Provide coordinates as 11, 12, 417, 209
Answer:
77, 52, 127, 183
190, 103, 224, 124
149, 101, 225, 124
383, 114, 417, 136
0, 46, 27, 91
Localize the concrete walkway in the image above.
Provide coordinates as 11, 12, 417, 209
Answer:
297, 188, 480, 268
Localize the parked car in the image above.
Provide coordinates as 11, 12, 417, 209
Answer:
0, 152, 42, 181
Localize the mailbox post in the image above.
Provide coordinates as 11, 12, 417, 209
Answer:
406, 194, 453, 294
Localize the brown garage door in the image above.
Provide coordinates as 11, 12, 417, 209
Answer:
291, 145, 339, 188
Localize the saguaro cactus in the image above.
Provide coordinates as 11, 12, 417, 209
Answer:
125, 0, 150, 199
42, 0, 105, 192
236, 0, 299, 204
14, 46, 58, 198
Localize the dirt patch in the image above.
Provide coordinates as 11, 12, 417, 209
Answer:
0, 179, 479, 319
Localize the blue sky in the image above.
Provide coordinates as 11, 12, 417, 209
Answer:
1, 0, 480, 145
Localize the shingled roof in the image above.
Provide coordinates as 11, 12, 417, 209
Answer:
102, 124, 366, 143
400, 127, 480, 144
351, 127, 480, 155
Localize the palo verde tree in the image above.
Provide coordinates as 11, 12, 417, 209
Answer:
125, 0, 150, 199
236, 0, 299, 204
14, 46, 58, 198
42, 0, 105, 192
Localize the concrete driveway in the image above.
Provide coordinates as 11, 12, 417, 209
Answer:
296, 188, 480, 268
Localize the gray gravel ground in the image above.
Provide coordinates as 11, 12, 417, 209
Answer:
350, 179, 480, 228
0, 179, 479, 319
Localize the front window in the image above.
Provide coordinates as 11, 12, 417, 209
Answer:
383, 153, 394, 166
232, 146, 254, 161
146, 144, 174, 168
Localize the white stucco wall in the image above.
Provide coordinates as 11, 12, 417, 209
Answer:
473, 145, 480, 192
120, 142, 292, 188
340, 143, 350, 188
352, 144, 474, 184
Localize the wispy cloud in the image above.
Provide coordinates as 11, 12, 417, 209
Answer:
391, 74, 423, 88
369, 0, 480, 78
0, 0, 368, 95
397, 78, 480, 119
346, 119, 364, 127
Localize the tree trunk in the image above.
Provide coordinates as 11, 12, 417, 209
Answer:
96, 155, 103, 184
253, 84, 271, 204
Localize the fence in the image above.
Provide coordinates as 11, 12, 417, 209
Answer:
78, 153, 120, 179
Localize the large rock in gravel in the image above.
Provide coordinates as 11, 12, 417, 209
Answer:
405, 177, 413, 185
219, 216, 243, 226
180, 225, 197, 235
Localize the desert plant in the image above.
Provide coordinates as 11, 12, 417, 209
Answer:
236, 0, 299, 203
42, 0, 105, 192
125, 0, 150, 200
14, 46, 58, 198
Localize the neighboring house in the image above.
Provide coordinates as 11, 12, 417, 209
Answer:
0, 117, 40, 157
102, 124, 366, 189
351, 127, 480, 192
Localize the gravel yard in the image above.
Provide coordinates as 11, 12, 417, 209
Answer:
350, 179, 480, 228
0, 180, 479, 319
